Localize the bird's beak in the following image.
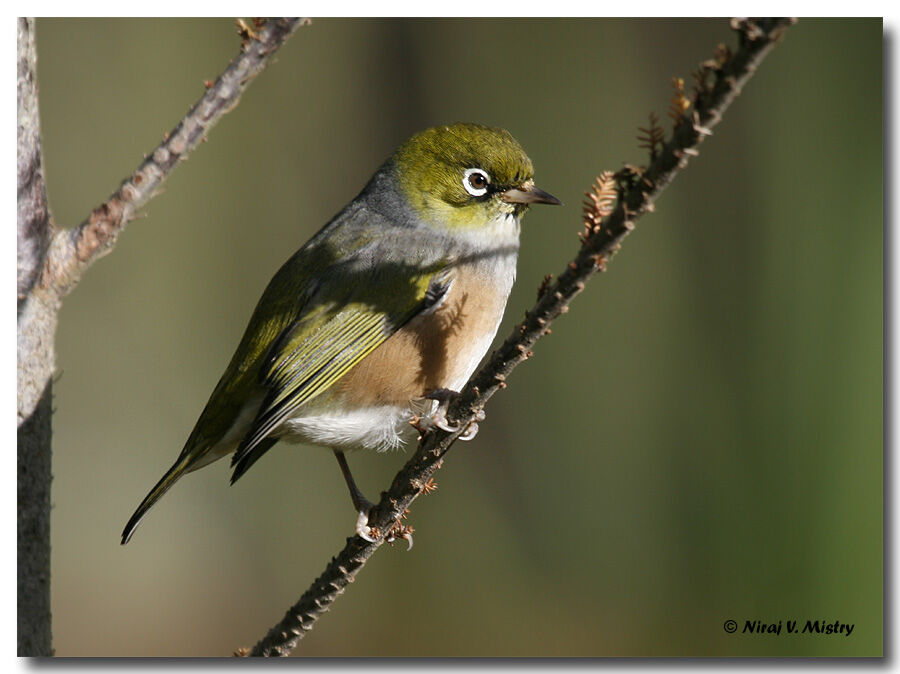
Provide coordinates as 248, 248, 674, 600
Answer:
501, 180, 562, 206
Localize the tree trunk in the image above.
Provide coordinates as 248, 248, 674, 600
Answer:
17, 16, 55, 656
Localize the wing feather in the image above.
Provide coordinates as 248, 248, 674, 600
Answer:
230, 269, 453, 480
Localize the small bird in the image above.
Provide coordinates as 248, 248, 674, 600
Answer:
121, 123, 560, 544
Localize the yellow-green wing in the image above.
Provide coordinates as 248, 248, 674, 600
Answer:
230, 266, 452, 481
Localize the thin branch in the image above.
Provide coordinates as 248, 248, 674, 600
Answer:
41, 17, 308, 298
245, 18, 795, 657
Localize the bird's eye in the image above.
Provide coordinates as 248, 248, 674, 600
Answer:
463, 168, 490, 197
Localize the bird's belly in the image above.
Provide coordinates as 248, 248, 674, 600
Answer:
280, 258, 514, 452
278, 403, 417, 452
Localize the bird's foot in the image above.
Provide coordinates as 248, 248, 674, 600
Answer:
354, 506, 378, 543
424, 389, 485, 441
355, 505, 414, 550
334, 449, 380, 542
384, 520, 415, 551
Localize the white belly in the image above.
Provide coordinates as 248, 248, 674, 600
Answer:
278, 403, 418, 452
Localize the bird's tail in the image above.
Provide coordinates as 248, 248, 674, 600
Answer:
121, 454, 193, 545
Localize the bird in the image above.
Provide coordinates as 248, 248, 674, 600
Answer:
121, 122, 560, 545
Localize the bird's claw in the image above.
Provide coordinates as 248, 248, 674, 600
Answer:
355, 508, 378, 543
387, 526, 414, 551
424, 389, 485, 440
432, 411, 461, 434
384, 521, 415, 551
459, 421, 479, 441
355, 509, 414, 550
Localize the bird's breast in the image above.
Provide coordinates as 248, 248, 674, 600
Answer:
335, 255, 516, 409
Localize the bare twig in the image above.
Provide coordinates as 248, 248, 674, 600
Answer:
41, 17, 308, 298
245, 17, 795, 657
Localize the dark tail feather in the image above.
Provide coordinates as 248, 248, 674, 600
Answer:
121, 455, 192, 545
230, 437, 278, 485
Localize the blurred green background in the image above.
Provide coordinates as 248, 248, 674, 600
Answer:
35, 18, 881, 656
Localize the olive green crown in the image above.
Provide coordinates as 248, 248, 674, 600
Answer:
392, 123, 534, 213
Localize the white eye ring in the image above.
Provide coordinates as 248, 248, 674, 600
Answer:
463, 168, 490, 197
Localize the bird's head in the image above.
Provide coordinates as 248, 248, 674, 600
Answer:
391, 123, 560, 231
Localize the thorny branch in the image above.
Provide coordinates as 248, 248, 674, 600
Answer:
245, 17, 796, 657
40, 18, 308, 298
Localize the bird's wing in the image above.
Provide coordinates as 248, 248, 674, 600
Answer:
229, 259, 453, 481
122, 205, 455, 542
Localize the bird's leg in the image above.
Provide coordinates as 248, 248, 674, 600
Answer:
424, 388, 485, 441
333, 450, 377, 542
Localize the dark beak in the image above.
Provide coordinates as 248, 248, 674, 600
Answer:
501, 181, 562, 206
